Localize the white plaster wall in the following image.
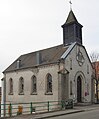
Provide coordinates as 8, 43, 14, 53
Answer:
4, 44, 93, 105
64, 44, 93, 103
5, 64, 59, 103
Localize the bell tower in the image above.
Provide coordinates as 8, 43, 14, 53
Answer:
62, 10, 83, 45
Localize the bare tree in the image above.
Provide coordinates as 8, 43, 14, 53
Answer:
90, 52, 99, 62
90, 52, 99, 103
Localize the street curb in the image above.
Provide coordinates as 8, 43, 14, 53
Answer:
35, 110, 85, 119
35, 107, 99, 119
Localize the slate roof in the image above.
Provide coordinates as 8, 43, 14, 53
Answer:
3, 10, 83, 73
3, 44, 69, 73
62, 10, 82, 28
66, 10, 78, 24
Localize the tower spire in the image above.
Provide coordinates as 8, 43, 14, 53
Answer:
62, 8, 83, 45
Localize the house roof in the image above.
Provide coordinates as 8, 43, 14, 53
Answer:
3, 44, 70, 73
3, 42, 92, 74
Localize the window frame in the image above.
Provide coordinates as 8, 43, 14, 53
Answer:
31, 75, 37, 95
19, 77, 24, 95
70, 81, 73, 95
45, 73, 53, 95
9, 78, 13, 95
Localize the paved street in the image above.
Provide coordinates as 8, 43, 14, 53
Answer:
48, 109, 99, 119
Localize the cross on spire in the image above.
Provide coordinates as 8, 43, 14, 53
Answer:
69, 0, 72, 10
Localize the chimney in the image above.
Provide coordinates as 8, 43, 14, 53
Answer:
36, 52, 41, 65
17, 60, 21, 69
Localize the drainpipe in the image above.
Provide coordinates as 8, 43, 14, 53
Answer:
1, 73, 6, 117
1, 78, 4, 117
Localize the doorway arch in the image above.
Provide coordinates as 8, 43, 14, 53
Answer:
74, 71, 86, 103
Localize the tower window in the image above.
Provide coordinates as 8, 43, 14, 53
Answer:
76, 26, 79, 37
76, 25, 82, 40
68, 25, 74, 37
64, 27, 68, 40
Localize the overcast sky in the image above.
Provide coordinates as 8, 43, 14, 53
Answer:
0, 0, 99, 85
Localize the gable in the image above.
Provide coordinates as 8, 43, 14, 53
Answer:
63, 43, 93, 71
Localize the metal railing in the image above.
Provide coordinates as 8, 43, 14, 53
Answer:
0, 99, 73, 117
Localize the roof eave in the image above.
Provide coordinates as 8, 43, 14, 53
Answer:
3, 61, 60, 74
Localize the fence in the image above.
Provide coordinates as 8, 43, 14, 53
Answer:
1, 99, 73, 117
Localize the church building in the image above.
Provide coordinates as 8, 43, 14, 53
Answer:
2, 9, 94, 110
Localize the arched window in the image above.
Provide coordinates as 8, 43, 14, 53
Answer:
70, 81, 73, 95
19, 77, 24, 94
87, 83, 89, 95
31, 75, 37, 94
9, 78, 13, 94
46, 74, 52, 93
87, 65, 89, 74
70, 58, 72, 70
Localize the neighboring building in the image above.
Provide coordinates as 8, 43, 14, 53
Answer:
92, 61, 99, 101
93, 61, 99, 80
2, 10, 94, 113
0, 87, 1, 102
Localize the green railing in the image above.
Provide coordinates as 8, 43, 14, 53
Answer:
0, 99, 73, 117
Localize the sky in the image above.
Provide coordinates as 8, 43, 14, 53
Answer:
0, 0, 99, 85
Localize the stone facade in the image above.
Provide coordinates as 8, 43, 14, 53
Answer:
92, 61, 99, 101
5, 64, 59, 103
64, 45, 93, 103
3, 44, 93, 104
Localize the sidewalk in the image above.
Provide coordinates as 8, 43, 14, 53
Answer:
1, 104, 99, 119
33, 104, 99, 119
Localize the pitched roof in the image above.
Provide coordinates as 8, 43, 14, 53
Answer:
66, 10, 78, 24
62, 10, 82, 28
3, 44, 69, 73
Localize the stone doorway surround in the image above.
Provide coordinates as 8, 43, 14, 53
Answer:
74, 71, 86, 103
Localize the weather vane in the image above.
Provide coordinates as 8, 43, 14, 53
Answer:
69, 0, 72, 10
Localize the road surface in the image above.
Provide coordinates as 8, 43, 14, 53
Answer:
47, 109, 99, 119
